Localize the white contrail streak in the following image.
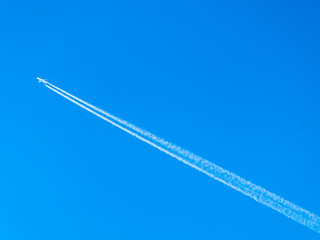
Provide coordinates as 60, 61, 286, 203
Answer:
42, 81, 320, 234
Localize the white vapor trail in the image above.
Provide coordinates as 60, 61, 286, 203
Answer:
43, 81, 320, 234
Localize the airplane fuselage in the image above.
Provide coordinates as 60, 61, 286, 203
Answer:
37, 77, 47, 84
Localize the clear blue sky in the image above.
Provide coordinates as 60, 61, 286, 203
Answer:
0, 0, 319, 239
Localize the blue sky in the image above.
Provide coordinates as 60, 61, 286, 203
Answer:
0, 0, 319, 239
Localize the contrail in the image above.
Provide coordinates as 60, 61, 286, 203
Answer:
42, 80, 320, 234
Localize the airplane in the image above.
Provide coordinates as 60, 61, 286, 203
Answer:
37, 77, 48, 84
